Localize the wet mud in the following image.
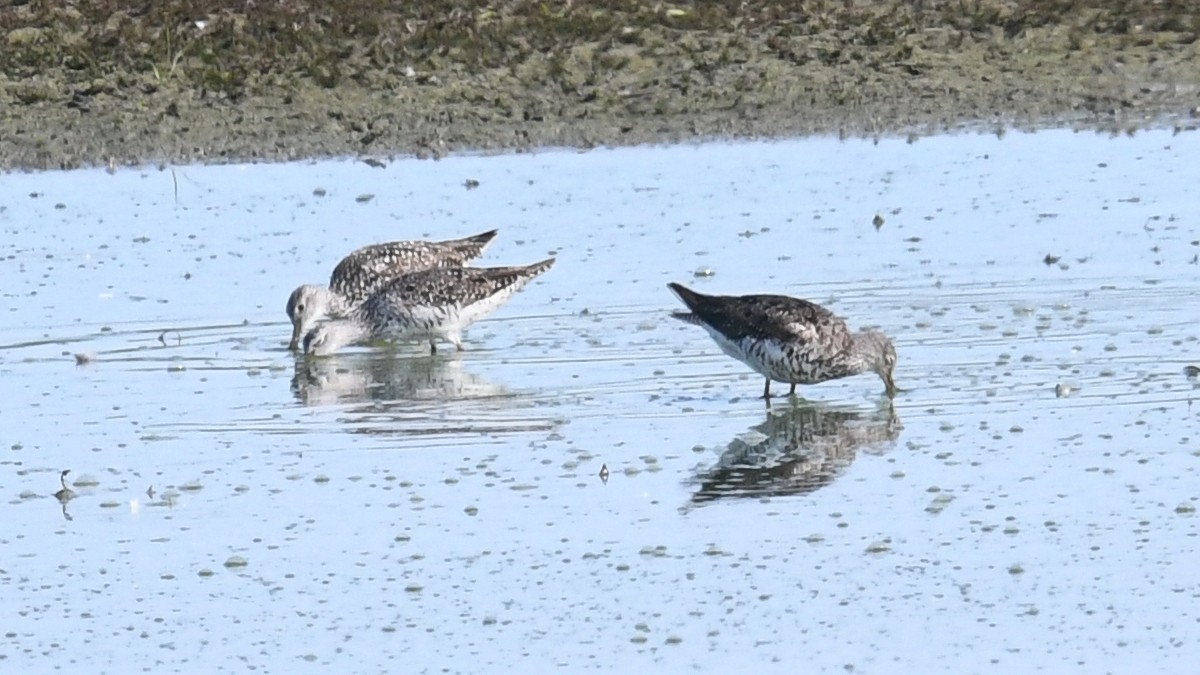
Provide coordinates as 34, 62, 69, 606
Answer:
2, 0, 1198, 170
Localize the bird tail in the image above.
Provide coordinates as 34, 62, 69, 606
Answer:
459, 258, 555, 315
667, 282, 707, 312
483, 257, 556, 289
669, 311, 703, 325
667, 283, 713, 325
520, 257, 556, 279
446, 229, 499, 259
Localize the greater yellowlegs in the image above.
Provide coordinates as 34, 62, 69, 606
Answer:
303, 258, 555, 355
668, 282, 897, 399
286, 229, 498, 350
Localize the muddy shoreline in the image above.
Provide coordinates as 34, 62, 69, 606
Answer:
2, 1, 1197, 171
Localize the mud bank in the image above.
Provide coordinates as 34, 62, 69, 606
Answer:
1, 0, 1197, 171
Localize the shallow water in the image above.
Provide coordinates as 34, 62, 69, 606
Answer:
2, 128, 1199, 673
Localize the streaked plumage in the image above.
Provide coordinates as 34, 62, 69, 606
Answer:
668, 282, 897, 399
302, 258, 555, 356
285, 229, 497, 350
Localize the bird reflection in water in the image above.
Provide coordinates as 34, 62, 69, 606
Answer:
290, 350, 508, 406
691, 402, 901, 504
54, 469, 76, 521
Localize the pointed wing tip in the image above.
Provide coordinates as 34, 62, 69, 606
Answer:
667, 282, 701, 308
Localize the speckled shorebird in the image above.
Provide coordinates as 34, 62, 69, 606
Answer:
667, 282, 897, 399
302, 258, 555, 356
285, 230, 498, 350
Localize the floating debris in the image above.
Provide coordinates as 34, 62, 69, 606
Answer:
223, 556, 248, 569
1054, 383, 1077, 398
463, 178, 480, 189
872, 214, 884, 230
926, 493, 955, 515
362, 158, 386, 169
74, 352, 93, 365
355, 193, 375, 203
1043, 253, 1061, 265
865, 540, 891, 554
1184, 365, 1200, 379
599, 463, 609, 484
692, 266, 714, 278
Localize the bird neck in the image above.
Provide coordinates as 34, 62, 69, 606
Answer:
322, 288, 355, 317
331, 319, 372, 346
307, 318, 373, 355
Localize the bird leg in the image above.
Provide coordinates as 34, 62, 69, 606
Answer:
429, 340, 438, 355
788, 383, 796, 396
762, 378, 771, 399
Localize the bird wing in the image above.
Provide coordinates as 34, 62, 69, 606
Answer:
702, 294, 854, 352
329, 234, 494, 302
365, 259, 555, 315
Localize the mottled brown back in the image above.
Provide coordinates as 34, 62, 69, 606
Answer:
668, 282, 850, 348
329, 229, 498, 302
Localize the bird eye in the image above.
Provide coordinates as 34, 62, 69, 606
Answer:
296, 303, 305, 312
